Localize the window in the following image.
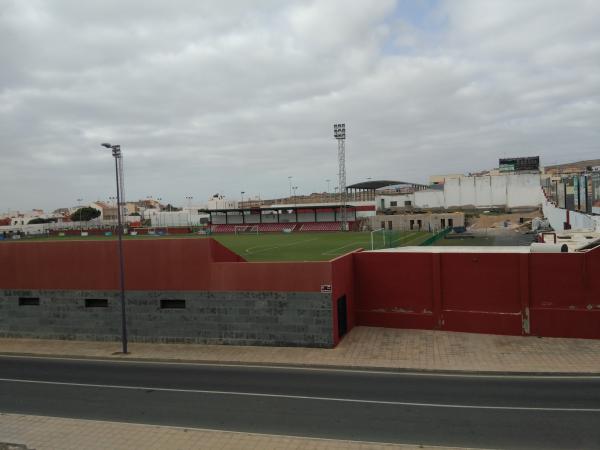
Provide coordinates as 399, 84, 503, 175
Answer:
387, 221, 393, 230
85, 298, 108, 308
390, 201, 397, 207
404, 201, 412, 206
161, 299, 186, 309
19, 297, 40, 306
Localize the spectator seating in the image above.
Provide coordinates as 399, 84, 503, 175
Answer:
299, 222, 343, 232
257, 223, 297, 232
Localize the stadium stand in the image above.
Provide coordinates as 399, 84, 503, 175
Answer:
299, 222, 343, 232
257, 223, 297, 232
211, 224, 237, 233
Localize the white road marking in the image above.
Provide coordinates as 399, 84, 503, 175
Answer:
1, 377, 598, 412
0, 354, 598, 380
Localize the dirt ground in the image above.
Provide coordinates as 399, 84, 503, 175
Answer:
467, 209, 542, 230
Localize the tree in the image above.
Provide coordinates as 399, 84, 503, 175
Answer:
70, 207, 101, 222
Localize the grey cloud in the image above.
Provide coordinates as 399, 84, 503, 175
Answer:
1, 0, 599, 211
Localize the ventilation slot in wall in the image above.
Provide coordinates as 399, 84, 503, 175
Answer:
85, 298, 108, 308
19, 297, 40, 306
160, 299, 186, 309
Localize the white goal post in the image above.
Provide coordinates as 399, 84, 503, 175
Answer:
234, 225, 259, 235
370, 228, 385, 250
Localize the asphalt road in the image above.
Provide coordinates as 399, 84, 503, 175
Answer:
0, 355, 599, 449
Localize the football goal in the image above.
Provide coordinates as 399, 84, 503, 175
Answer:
234, 225, 259, 235
370, 228, 386, 250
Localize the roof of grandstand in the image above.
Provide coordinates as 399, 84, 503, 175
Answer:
346, 180, 428, 190
200, 204, 357, 214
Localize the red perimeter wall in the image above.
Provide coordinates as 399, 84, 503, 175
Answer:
352, 247, 600, 339
2, 239, 599, 342
0, 239, 331, 293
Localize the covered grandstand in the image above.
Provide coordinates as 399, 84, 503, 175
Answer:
202, 205, 360, 233
346, 180, 429, 201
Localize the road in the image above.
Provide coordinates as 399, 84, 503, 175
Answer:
0, 355, 599, 449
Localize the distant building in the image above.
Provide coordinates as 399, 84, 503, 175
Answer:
90, 201, 117, 221
429, 174, 461, 185
499, 156, 540, 173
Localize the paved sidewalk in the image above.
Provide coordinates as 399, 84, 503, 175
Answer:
0, 413, 468, 450
1, 326, 599, 373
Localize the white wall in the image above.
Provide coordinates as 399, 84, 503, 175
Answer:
507, 174, 543, 208
414, 190, 444, 208
444, 173, 541, 209
542, 197, 600, 232
376, 193, 414, 209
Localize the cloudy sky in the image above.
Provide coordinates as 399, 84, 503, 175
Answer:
1, 0, 599, 212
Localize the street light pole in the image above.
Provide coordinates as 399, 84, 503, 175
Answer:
288, 176, 292, 200
101, 142, 128, 354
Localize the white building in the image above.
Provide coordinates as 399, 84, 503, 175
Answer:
377, 173, 542, 211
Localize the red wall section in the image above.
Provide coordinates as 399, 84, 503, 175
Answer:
528, 249, 600, 339
331, 251, 359, 345
440, 254, 521, 313
353, 247, 600, 339
354, 252, 435, 330
210, 261, 330, 292
530, 254, 590, 309
0, 239, 329, 292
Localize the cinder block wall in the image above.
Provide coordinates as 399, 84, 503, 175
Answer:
0, 290, 334, 348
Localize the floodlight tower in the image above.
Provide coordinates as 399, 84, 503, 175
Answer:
333, 123, 347, 231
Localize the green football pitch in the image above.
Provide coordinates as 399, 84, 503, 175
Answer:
214, 231, 431, 261
1, 230, 432, 261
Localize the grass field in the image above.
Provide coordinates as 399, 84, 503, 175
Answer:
214, 231, 432, 261
1, 230, 432, 261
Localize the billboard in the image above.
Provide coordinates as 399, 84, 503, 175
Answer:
565, 177, 575, 210
579, 175, 587, 212
592, 172, 600, 215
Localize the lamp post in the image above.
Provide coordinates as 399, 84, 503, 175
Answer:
240, 191, 245, 208
288, 176, 292, 200
100, 142, 128, 354
292, 186, 298, 207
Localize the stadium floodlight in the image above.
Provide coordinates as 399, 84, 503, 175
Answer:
333, 123, 346, 140
99, 142, 128, 354
333, 123, 347, 231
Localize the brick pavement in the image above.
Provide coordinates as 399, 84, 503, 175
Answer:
0, 326, 599, 373
0, 413, 470, 450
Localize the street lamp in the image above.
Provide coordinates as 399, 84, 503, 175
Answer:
292, 186, 298, 207
288, 176, 293, 200
100, 142, 128, 354
240, 191, 245, 208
